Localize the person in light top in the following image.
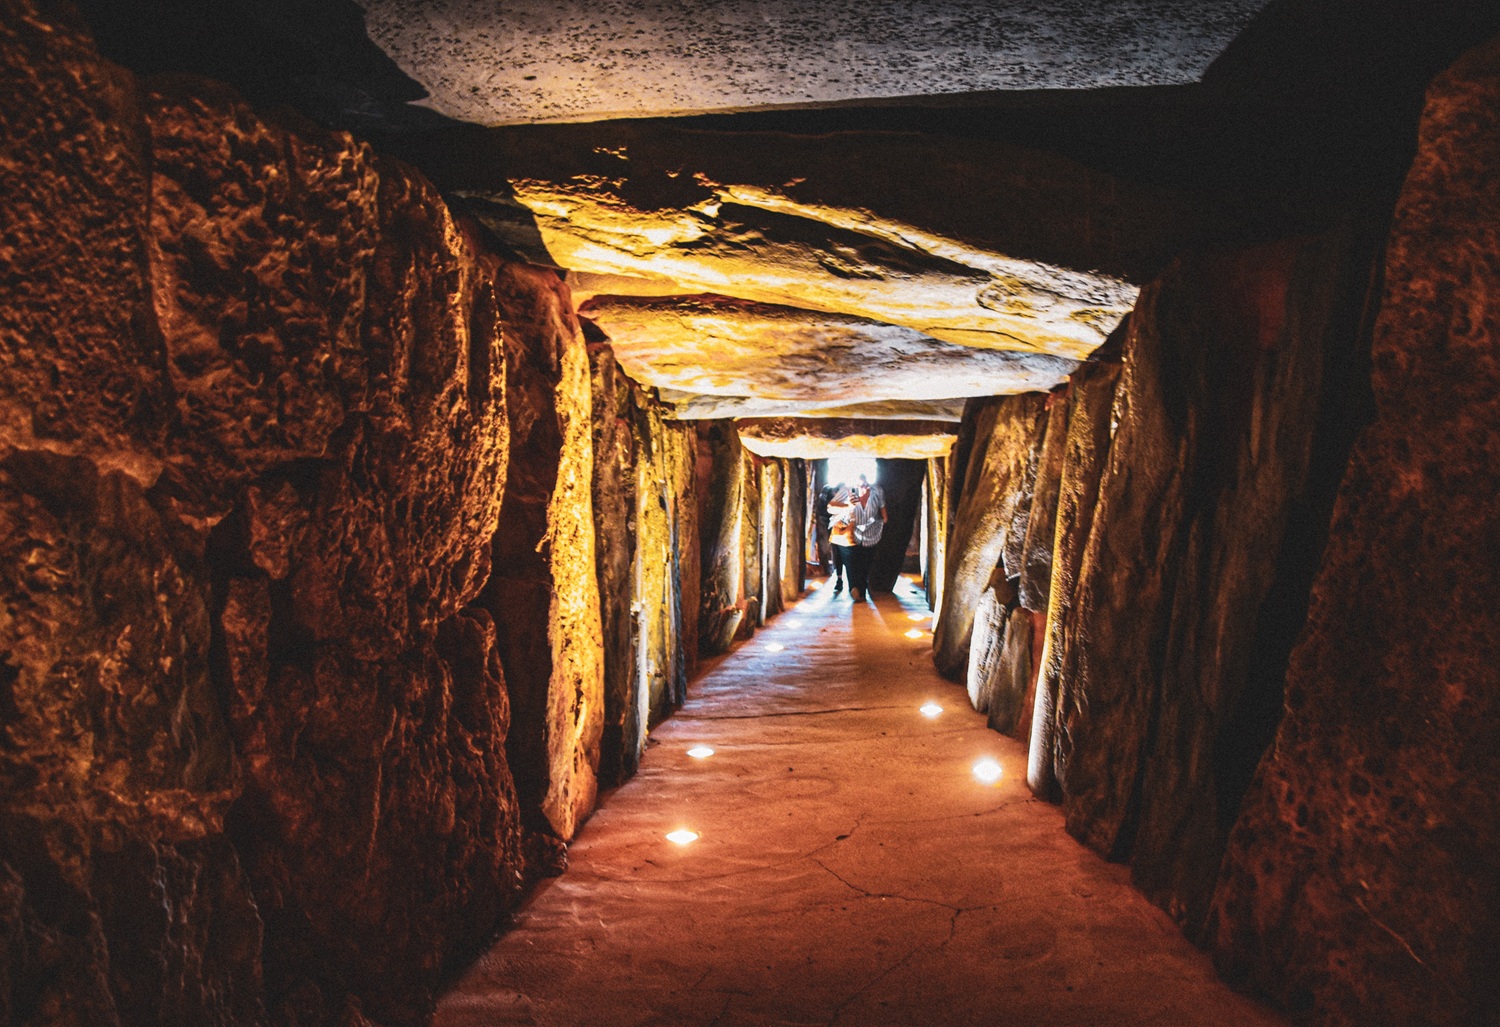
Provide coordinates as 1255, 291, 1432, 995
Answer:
826, 472, 886, 601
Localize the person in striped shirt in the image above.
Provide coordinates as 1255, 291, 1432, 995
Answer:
826, 473, 887, 601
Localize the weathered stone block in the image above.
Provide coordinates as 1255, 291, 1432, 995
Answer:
932, 394, 1047, 681
1211, 37, 1500, 1025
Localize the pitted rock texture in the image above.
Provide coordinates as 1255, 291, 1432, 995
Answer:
1211, 38, 1500, 1025
736, 418, 957, 461
482, 263, 603, 845
931, 394, 1047, 681
580, 294, 1078, 419
360, 0, 1266, 124
663, 394, 968, 422
1046, 229, 1372, 936
1, 5, 534, 1022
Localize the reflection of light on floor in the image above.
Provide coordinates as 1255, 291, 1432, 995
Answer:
665, 829, 700, 845
765, 642, 785, 652
920, 703, 943, 718
905, 628, 925, 639
972, 758, 1003, 784
687, 746, 715, 759
908, 613, 928, 621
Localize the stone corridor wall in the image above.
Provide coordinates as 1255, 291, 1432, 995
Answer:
935, 36, 1500, 1025
0, 5, 708, 1024
696, 424, 806, 657
1210, 38, 1500, 1026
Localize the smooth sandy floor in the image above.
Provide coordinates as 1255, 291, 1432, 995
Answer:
435, 576, 1285, 1027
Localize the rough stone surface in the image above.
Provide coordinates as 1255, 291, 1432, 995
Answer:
931, 394, 1047, 680
360, 0, 1267, 125
736, 418, 957, 461
921, 457, 948, 613
483, 263, 603, 845
695, 422, 747, 655
589, 343, 641, 787
1051, 229, 1373, 937
665, 395, 967, 422
1211, 39, 1500, 1025
1018, 392, 1070, 612
579, 294, 1078, 418
0, 7, 552, 1021
989, 605, 1039, 738
1028, 357, 1123, 800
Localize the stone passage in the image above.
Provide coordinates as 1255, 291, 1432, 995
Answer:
434, 581, 1285, 1027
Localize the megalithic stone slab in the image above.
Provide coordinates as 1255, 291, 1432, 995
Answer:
1212, 37, 1500, 1024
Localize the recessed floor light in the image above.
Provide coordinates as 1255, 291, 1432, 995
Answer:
972, 758, 1003, 784
920, 703, 943, 718
765, 642, 785, 652
905, 628, 925, 639
908, 613, 928, 621
666, 829, 699, 845
687, 746, 715, 759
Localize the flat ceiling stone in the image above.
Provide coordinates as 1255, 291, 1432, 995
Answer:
359, 0, 1268, 125
582, 294, 1078, 417
486, 170, 1139, 359
737, 417, 957, 460
660, 395, 968, 422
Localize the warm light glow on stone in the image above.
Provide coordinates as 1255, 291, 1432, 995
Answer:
666, 829, 700, 845
766, 642, 786, 652
973, 758, 1003, 784
920, 703, 943, 718
687, 746, 715, 759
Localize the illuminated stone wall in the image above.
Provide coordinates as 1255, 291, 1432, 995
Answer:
0, 5, 609, 1022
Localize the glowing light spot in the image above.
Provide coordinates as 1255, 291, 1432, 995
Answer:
920, 703, 943, 718
666, 829, 699, 845
972, 758, 1003, 784
765, 642, 786, 652
908, 613, 928, 621
905, 628, 926, 639
687, 746, 714, 759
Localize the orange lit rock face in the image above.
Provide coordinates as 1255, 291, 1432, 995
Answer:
1, 6, 532, 1023
736, 417, 957, 461
931, 394, 1048, 680
580, 294, 1077, 420
1213, 39, 1500, 1025
514, 176, 1135, 359
484, 264, 603, 845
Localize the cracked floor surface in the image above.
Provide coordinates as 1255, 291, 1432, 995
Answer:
434, 577, 1286, 1027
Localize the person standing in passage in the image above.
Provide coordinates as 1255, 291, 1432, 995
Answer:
829, 473, 886, 601
827, 480, 855, 595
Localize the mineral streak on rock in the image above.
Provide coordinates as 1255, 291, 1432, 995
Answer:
736, 418, 957, 460
1211, 38, 1500, 1025
578, 293, 1079, 416
513, 175, 1136, 360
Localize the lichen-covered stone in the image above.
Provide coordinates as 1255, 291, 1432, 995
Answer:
931, 394, 1047, 681
1211, 38, 1500, 1025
